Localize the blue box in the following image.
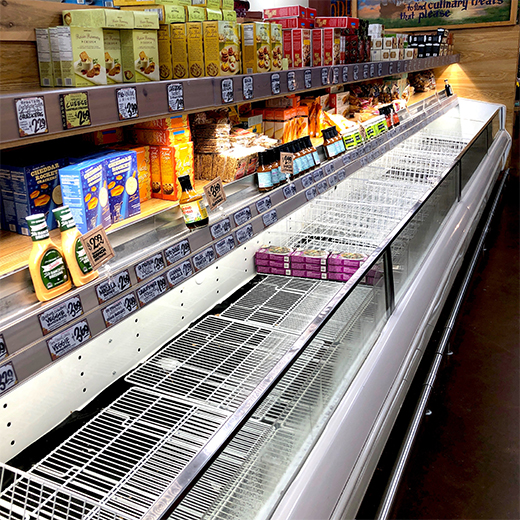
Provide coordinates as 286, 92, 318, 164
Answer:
59, 159, 112, 234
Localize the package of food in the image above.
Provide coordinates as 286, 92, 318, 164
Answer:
163, 5, 185, 22
323, 27, 341, 65
104, 9, 135, 29
157, 23, 173, 80
328, 251, 367, 268
218, 20, 240, 75
291, 28, 310, 67
263, 6, 306, 19
206, 7, 222, 20
35, 28, 54, 88
149, 145, 162, 198
170, 23, 189, 79
121, 29, 160, 82
130, 127, 191, 146
133, 11, 160, 28
221, 9, 236, 21
103, 30, 123, 83
315, 16, 359, 28
268, 17, 312, 29
203, 21, 220, 77
270, 22, 283, 71
113, 144, 151, 202
291, 248, 329, 264
241, 22, 270, 74
136, 114, 189, 130
186, 22, 204, 77
311, 28, 323, 66
256, 245, 294, 261
62, 9, 105, 28
159, 146, 177, 200
185, 5, 206, 21
48, 27, 63, 87
113, 0, 156, 5
121, 5, 165, 23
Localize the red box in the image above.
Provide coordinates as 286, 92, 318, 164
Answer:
315, 16, 359, 28
283, 29, 293, 67
291, 28, 311, 68
264, 6, 306, 19
270, 17, 313, 29
311, 28, 323, 66
323, 28, 341, 65
307, 7, 317, 18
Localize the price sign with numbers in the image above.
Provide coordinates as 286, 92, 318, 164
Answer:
167, 259, 193, 288
287, 71, 296, 92
59, 92, 91, 130
233, 207, 252, 226
271, 73, 281, 95
342, 66, 349, 83
304, 69, 312, 88
221, 78, 234, 104
280, 152, 294, 176
137, 276, 168, 307
96, 269, 132, 304
389, 62, 394, 75
321, 68, 329, 86
370, 63, 375, 78
204, 177, 226, 210
242, 76, 254, 100
332, 68, 339, 84
363, 64, 369, 79
283, 183, 297, 199
102, 293, 138, 328
135, 252, 165, 282
117, 87, 138, 120
0, 334, 7, 360
0, 363, 17, 395
397, 60, 402, 73
168, 83, 184, 112
39, 296, 83, 335
80, 225, 115, 271
15, 96, 48, 137
353, 65, 359, 81
47, 320, 91, 360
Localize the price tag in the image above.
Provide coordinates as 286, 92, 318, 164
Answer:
80, 225, 115, 271
324, 162, 334, 175
164, 239, 191, 266
204, 176, 226, 211
192, 246, 215, 272
47, 320, 91, 360
135, 252, 165, 282
321, 68, 329, 86
363, 64, 369, 79
304, 69, 312, 89
317, 180, 328, 194
235, 223, 254, 245
0, 363, 17, 395
256, 196, 272, 213
353, 65, 359, 81
370, 63, 375, 78
342, 66, 349, 83
262, 209, 278, 227
328, 174, 338, 187
283, 183, 297, 199
389, 62, 394, 75
96, 270, 132, 304
59, 92, 91, 130
15, 96, 48, 137
38, 296, 83, 335
287, 71, 296, 92
221, 78, 234, 104
338, 169, 347, 181
233, 207, 252, 226
210, 218, 231, 240
0, 335, 7, 360
301, 174, 313, 189
242, 76, 254, 100
102, 292, 138, 328
167, 83, 184, 112
280, 152, 294, 176
137, 276, 168, 307
271, 73, 281, 95
377, 62, 383, 76
305, 187, 317, 201
342, 154, 350, 166
167, 259, 193, 288
312, 168, 324, 182
397, 60, 402, 73
332, 68, 339, 84
215, 235, 235, 257
116, 87, 139, 120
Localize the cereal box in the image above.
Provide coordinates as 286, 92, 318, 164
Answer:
35, 28, 54, 88
104, 151, 141, 222
59, 159, 112, 234
241, 22, 270, 74
158, 23, 173, 80
121, 29, 160, 82
186, 22, 204, 78
291, 28, 311, 68
311, 28, 323, 66
171, 23, 189, 79
149, 145, 162, 198
203, 21, 220, 77
218, 20, 240, 75
103, 30, 123, 84
270, 23, 283, 71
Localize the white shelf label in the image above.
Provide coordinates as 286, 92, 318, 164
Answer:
370, 63, 375, 78
215, 235, 235, 257
193, 246, 215, 272
221, 78, 234, 104
317, 180, 328, 194
342, 66, 349, 83
324, 162, 334, 175
102, 293, 138, 328
301, 174, 313, 189
117, 87, 139, 120
235, 224, 254, 244
164, 239, 191, 266
287, 71, 296, 92
15, 96, 48, 138
233, 207, 252, 226
0, 363, 17, 395
271, 73, 281, 95
328, 173, 338, 187
332, 68, 339, 84
353, 65, 359, 81
338, 169, 347, 181
210, 218, 231, 240
304, 69, 312, 88
262, 209, 278, 227
321, 68, 329, 85
166, 259, 193, 288
47, 320, 91, 360
242, 76, 254, 100
96, 270, 131, 304
167, 83, 184, 112
135, 252, 165, 282
0, 335, 6, 360
137, 276, 168, 307
256, 196, 272, 213
283, 183, 297, 199
363, 64, 369, 79
378, 62, 383, 76
38, 296, 83, 335
313, 168, 324, 182
305, 187, 317, 201
280, 152, 294, 176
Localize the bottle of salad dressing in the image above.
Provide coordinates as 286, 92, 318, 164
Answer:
53, 206, 98, 287
26, 214, 71, 302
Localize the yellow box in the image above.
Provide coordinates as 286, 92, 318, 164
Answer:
62, 9, 105, 28
221, 8, 236, 21
121, 5, 165, 22
202, 21, 219, 77
185, 5, 206, 20
221, 0, 233, 9
149, 145, 162, 198
241, 22, 270, 74
269, 22, 282, 71
218, 20, 240, 75
186, 22, 204, 78
156, 0, 190, 5
191, 0, 207, 5
207, 0, 220, 8
104, 9, 135, 29
206, 7, 222, 20
158, 24, 173, 80
103, 29, 123, 83
163, 4, 186, 22
49, 27, 63, 87
171, 23, 188, 78
113, 0, 156, 6
133, 11, 160, 28
120, 29, 160, 82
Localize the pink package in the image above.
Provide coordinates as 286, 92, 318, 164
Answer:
327, 264, 359, 274
256, 265, 272, 274
271, 267, 292, 276
304, 271, 328, 280
291, 269, 307, 277
328, 272, 353, 282
291, 249, 329, 265
255, 258, 290, 269
328, 252, 367, 268
256, 246, 294, 262
299, 263, 327, 272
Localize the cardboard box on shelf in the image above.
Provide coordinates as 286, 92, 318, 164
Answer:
291, 28, 311, 68
133, 11, 160, 28
103, 9, 135, 29
315, 16, 358, 28
103, 30, 123, 84
121, 5, 165, 23
241, 22, 271, 74
263, 5, 306, 19
268, 17, 313, 29
48, 27, 63, 87
270, 22, 283, 71
185, 5, 206, 20
206, 8, 222, 20
113, 0, 156, 5
61, 9, 105, 28
202, 21, 220, 77
323, 27, 341, 65
163, 5, 185, 22
282, 29, 292, 67
135, 114, 189, 129
35, 28, 54, 88
158, 24, 173, 80
221, 0, 233, 9
186, 21, 204, 78
218, 20, 240, 75
171, 23, 189, 79
112, 144, 151, 202
221, 9, 236, 21
120, 28, 160, 82
311, 28, 323, 67
149, 145, 162, 198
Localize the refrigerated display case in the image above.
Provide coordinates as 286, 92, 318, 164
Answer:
0, 94, 511, 520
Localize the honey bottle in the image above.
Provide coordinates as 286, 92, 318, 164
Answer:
178, 174, 209, 230
257, 150, 274, 192
304, 136, 320, 167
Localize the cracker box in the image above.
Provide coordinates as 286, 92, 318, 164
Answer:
282, 29, 292, 67
202, 21, 220, 77
133, 11, 160, 28
264, 5, 306, 19
121, 5, 166, 23
221, 0, 233, 9
113, 0, 156, 5
104, 151, 141, 222
291, 28, 311, 67
131, 127, 191, 145
136, 113, 189, 129
159, 146, 177, 200
269, 17, 312, 29
48, 27, 63, 87
103, 30, 123, 84
241, 22, 270, 74
35, 29, 54, 88
221, 9, 236, 21
171, 23, 189, 79
158, 23, 173, 80
103, 9, 134, 29
121, 29, 160, 82
0, 169, 15, 232
149, 145, 162, 198
186, 22, 204, 78
113, 144, 151, 202
206, 8, 222, 20
218, 21, 240, 75
207, 0, 221, 8
311, 28, 323, 66
327, 272, 352, 281
270, 22, 283, 71
62, 9, 105, 28
291, 249, 329, 264
185, 5, 206, 21
323, 28, 341, 65
327, 264, 358, 274
255, 257, 289, 268
2, 158, 67, 235
59, 159, 112, 234
163, 5, 186, 23
315, 16, 359, 28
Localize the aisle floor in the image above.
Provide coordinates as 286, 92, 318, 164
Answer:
388, 130, 520, 518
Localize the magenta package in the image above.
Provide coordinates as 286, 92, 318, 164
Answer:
256, 265, 272, 274
256, 246, 294, 262
297, 263, 328, 272
328, 272, 353, 282
291, 249, 329, 265
303, 270, 328, 280
255, 258, 290, 268
271, 267, 292, 276
328, 252, 367, 268
327, 264, 359, 274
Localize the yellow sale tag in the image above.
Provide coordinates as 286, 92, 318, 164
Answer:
59, 92, 91, 129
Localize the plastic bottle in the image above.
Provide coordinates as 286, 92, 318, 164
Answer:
444, 79, 453, 97
26, 214, 72, 302
53, 206, 98, 287
178, 174, 209, 230
257, 151, 274, 192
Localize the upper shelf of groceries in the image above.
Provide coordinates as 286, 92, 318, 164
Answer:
0, 2, 458, 147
